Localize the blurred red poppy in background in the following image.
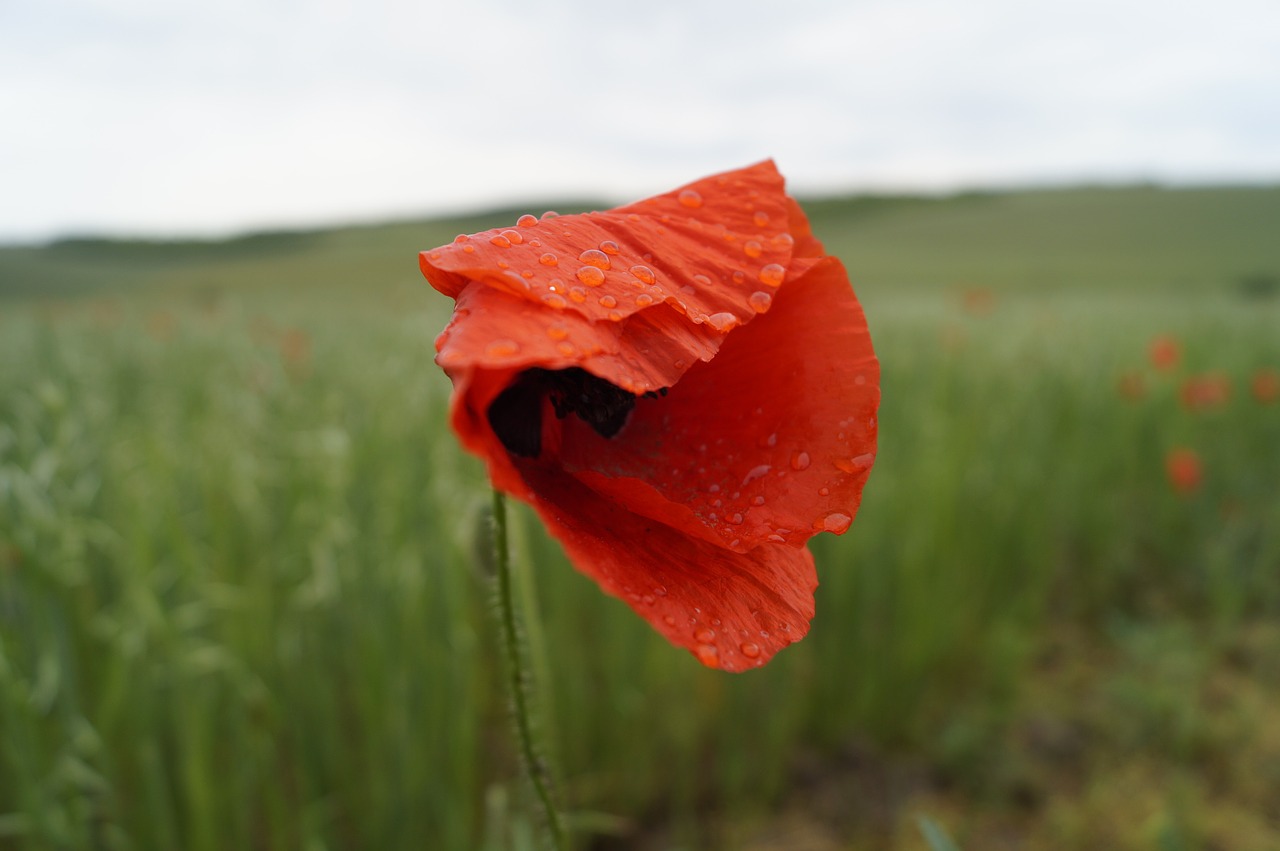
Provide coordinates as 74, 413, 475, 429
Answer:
1252, 368, 1280, 404
1149, 335, 1181, 371
420, 161, 879, 671
1166, 447, 1203, 496
1179, 372, 1231, 412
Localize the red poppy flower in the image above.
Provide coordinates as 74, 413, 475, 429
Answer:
1165, 447, 1202, 496
1148, 335, 1180, 372
1252, 368, 1280, 404
1179, 372, 1231, 412
420, 161, 879, 671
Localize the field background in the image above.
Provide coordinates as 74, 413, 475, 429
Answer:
2, 185, 1279, 850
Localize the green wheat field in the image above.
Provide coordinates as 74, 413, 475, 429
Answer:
2, 185, 1279, 850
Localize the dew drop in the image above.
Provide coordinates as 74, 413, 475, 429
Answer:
568, 286, 587, 303
695, 643, 719, 665
539, 253, 558, 267
599, 294, 618, 308
752, 211, 770, 227
728, 513, 744, 525
462, 244, 476, 254
428, 251, 441, 260
546, 324, 569, 341
706, 312, 738, 332
556, 341, 575, 356
695, 627, 716, 643
818, 486, 830, 496
541, 211, 560, 220
678, 189, 703, 208
732, 270, 746, 284
578, 249, 611, 270
541, 293, 567, 309
516, 214, 538, 228
767, 534, 786, 543
521, 270, 534, 279
742, 464, 772, 486
629, 264, 656, 284
772, 232, 795, 249
791, 451, 811, 471
835, 453, 875, 474
752, 495, 765, 506
607, 310, 623, 322
744, 240, 763, 258
822, 512, 853, 534
740, 642, 761, 658
692, 274, 712, 288
759, 264, 786, 287
748, 291, 773, 313
663, 614, 677, 626
453, 234, 470, 243
576, 266, 606, 287
635, 293, 654, 307
654, 584, 668, 596
489, 234, 511, 248
485, 339, 519, 358
502, 229, 523, 244
599, 240, 620, 255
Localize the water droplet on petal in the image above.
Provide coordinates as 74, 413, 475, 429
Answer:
568, 286, 587, 303
629, 264, 656, 284
742, 465, 772, 486
732, 270, 746, 284
547, 324, 569, 340
759, 264, 786, 287
516, 214, 538, 228
576, 266, 606, 287
740, 642, 761, 658
541, 293, 567, 309
502, 229, 523, 245
608, 311, 623, 322
453, 234, 470, 243
706, 312, 738, 331
748, 291, 773, 313
678, 189, 703, 208
692, 274, 712, 288
541, 211, 559, 220
744, 240, 763, 258
539, 253, 558, 266
695, 627, 716, 643
818, 486, 830, 496
486, 339, 519, 358
556, 341, 575, 356
822, 512, 852, 534
772, 232, 795, 249
695, 643, 719, 665
752, 211, 770, 227
599, 294, 617, 308
462, 244, 475, 253
599, 240, 620, 255
663, 614, 677, 626
751, 495, 765, 506
635, 293, 654, 307
835, 453, 876, 473
791, 451, 811, 471
489, 235, 511, 248
728, 513, 744, 525
578, 249, 610, 270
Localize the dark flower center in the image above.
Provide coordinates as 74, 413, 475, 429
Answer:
487, 366, 666, 458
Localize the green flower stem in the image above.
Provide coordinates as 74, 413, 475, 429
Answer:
491, 489, 568, 850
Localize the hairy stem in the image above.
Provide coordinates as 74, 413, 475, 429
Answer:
491, 489, 568, 850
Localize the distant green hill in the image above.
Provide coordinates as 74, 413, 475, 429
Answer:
3, 185, 1277, 301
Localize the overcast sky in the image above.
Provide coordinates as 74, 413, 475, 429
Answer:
2, 0, 1278, 242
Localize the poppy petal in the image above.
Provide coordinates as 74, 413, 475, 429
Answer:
553, 255, 878, 552
516, 461, 817, 672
